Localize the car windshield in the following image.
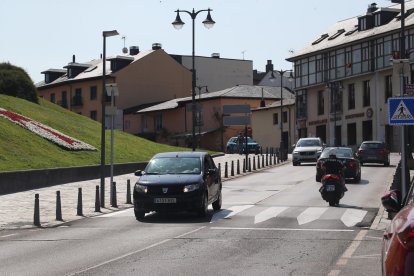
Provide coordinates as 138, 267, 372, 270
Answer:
145, 157, 201, 175
321, 148, 353, 158
361, 143, 383, 149
229, 137, 256, 143
297, 139, 321, 147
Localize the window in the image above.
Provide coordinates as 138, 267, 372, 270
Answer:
90, 110, 97, 121
90, 86, 97, 100
331, 87, 343, 113
61, 91, 67, 108
296, 89, 307, 119
348, 84, 355, 110
385, 75, 392, 103
50, 93, 55, 103
282, 111, 288, 123
328, 29, 345, 40
363, 80, 371, 107
155, 114, 162, 131
347, 123, 357, 146
273, 113, 278, 125
312, 34, 329, 45
318, 90, 324, 115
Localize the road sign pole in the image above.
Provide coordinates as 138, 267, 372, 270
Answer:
400, 67, 407, 200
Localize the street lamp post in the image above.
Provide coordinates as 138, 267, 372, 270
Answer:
326, 82, 342, 147
100, 30, 119, 208
270, 70, 293, 161
172, 8, 215, 151
196, 85, 208, 148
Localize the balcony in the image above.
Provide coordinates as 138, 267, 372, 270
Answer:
71, 96, 83, 107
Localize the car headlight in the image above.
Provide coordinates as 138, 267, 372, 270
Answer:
135, 183, 148, 194
293, 151, 299, 155
183, 183, 200, 193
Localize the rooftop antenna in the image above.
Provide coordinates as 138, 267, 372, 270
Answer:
241, 50, 246, 60
122, 36, 128, 54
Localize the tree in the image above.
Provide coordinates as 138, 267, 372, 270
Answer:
0, 62, 38, 103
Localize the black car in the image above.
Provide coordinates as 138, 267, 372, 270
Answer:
316, 147, 361, 183
133, 151, 222, 220
356, 140, 390, 166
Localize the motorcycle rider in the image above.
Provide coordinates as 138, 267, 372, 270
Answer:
322, 153, 348, 192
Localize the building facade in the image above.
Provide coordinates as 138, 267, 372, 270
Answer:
287, 2, 414, 151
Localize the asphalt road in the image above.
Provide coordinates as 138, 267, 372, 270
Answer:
0, 155, 397, 276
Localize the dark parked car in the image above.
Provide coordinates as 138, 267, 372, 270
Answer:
356, 141, 390, 166
133, 151, 222, 220
381, 183, 414, 275
226, 136, 261, 154
316, 147, 361, 183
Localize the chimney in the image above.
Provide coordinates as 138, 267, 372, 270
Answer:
265, 60, 273, 73
72, 55, 76, 63
211, 53, 220, 58
152, 43, 162, 50
129, 46, 140, 55
367, 3, 378, 13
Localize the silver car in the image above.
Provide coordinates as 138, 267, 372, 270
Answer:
292, 137, 324, 166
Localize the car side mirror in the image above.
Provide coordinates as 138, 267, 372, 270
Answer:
206, 168, 216, 175
381, 190, 402, 213
134, 170, 143, 176
292, 144, 296, 148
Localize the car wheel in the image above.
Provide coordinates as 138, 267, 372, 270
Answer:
134, 208, 145, 221
384, 161, 389, 167
198, 192, 208, 217
354, 172, 361, 183
212, 189, 222, 211
360, 162, 363, 166
316, 175, 321, 182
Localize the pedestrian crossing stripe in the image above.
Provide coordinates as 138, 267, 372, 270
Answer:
391, 100, 414, 120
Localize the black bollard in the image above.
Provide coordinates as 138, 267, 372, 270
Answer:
34, 193, 40, 227
56, 191, 62, 221
248, 158, 252, 172
257, 155, 260, 169
112, 182, 118, 208
237, 159, 240, 174
231, 160, 234, 176
77, 188, 83, 216
126, 179, 132, 204
274, 153, 277, 164
262, 155, 265, 167
95, 185, 101, 212
266, 154, 269, 166
243, 158, 246, 173
224, 162, 228, 178
270, 152, 273, 165
253, 156, 256, 170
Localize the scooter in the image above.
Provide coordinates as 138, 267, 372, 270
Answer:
319, 173, 345, 206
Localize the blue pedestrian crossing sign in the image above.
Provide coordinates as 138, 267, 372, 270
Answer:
388, 97, 414, 125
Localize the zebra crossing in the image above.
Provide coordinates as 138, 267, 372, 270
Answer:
210, 205, 370, 228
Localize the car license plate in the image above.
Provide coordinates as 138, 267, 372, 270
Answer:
326, 185, 335, 192
154, 198, 176, 204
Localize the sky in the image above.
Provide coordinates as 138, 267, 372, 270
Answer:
0, 0, 393, 83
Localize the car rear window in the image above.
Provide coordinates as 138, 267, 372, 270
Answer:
361, 143, 384, 149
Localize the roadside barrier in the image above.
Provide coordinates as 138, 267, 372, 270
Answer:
237, 160, 240, 175
231, 161, 234, 176
56, 191, 62, 221
243, 158, 246, 173
126, 179, 132, 204
95, 185, 100, 212
253, 156, 256, 171
224, 162, 228, 178
34, 193, 40, 227
77, 188, 83, 216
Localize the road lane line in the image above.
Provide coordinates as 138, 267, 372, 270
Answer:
297, 207, 327, 225
68, 226, 206, 275
210, 227, 354, 232
0, 234, 17, 238
254, 207, 288, 224
327, 270, 340, 276
336, 229, 368, 265
340, 209, 367, 227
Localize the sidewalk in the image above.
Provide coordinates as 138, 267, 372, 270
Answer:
0, 153, 286, 230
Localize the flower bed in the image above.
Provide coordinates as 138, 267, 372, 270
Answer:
0, 108, 96, 151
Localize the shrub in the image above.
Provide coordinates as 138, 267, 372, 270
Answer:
0, 62, 38, 103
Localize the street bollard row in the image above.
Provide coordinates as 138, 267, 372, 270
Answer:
33, 179, 134, 227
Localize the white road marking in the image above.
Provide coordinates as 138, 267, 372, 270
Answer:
210, 227, 354, 232
0, 234, 17, 238
67, 226, 206, 276
327, 270, 341, 276
98, 209, 132, 217
340, 209, 368, 227
254, 207, 288, 224
297, 207, 328, 225
336, 229, 368, 265
210, 205, 254, 223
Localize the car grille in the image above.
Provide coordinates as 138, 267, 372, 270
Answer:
300, 151, 316, 156
147, 185, 184, 196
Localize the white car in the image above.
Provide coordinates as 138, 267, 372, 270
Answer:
292, 137, 324, 166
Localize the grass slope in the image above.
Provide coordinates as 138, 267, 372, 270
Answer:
0, 94, 192, 172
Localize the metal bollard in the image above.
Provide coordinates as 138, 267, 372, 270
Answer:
243, 158, 246, 173
231, 160, 234, 176
34, 193, 40, 227
248, 158, 252, 172
270, 153, 273, 165
274, 153, 277, 164
266, 154, 269, 166
56, 191, 62, 221
253, 156, 256, 170
257, 155, 260, 169
262, 155, 265, 167
218, 163, 221, 177
224, 162, 228, 178
77, 188, 83, 216
237, 159, 240, 174
95, 185, 101, 212
112, 182, 118, 208
126, 179, 132, 204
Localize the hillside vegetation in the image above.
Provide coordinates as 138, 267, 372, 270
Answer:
0, 94, 193, 172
